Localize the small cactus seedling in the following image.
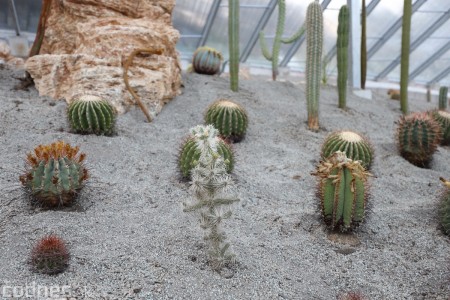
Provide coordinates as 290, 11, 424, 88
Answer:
321, 131, 374, 169
396, 112, 441, 167
439, 177, 450, 236
204, 99, 248, 142
312, 151, 371, 232
19, 141, 89, 207
430, 110, 450, 145
30, 235, 70, 275
68, 95, 116, 135
192, 46, 223, 75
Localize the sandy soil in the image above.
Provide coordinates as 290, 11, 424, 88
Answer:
0, 64, 449, 299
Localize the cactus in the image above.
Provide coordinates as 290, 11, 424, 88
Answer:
192, 46, 223, 75
360, 0, 367, 90
338, 291, 368, 300
228, 0, 239, 92
30, 235, 70, 275
183, 125, 239, 270
259, 0, 305, 81
337, 5, 349, 109
178, 135, 234, 179
67, 95, 116, 135
19, 141, 89, 207
439, 86, 448, 110
204, 99, 248, 142
396, 112, 441, 167
306, 0, 323, 131
400, 0, 412, 114
439, 177, 450, 236
321, 131, 374, 169
430, 110, 450, 145
312, 151, 371, 232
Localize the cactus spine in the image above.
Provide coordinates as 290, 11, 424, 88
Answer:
439, 177, 450, 236
183, 125, 239, 270
192, 46, 223, 75
306, 0, 323, 131
228, 0, 239, 92
400, 0, 412, 114
30, 235, 70, 275
337, 5, 349, 109
439, 86, 448, 110
312, 151, 371, 232
259, 0, 305, 81
360, 0, 367, 90
431, 110, 450, 145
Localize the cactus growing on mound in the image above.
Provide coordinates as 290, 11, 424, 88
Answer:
68, 95, 115, 135
192, 47, 223, 75
30, 235, 70, 275
204, 99, 248, 142
439, 86, 448, 110
430, 110, 450, 145
397, 112, 441, 167
337, 5, 349, 109
321, 131, 374, 169
312, 151, 371, 232
439, 177, 450, 236
19, 141, 89, 207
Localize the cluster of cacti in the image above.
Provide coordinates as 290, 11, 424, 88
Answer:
312, 151, 371, 232
204, 99, 248, 142
30, 235, 70, 275
396, 112, 441, 167
439, 177, 450, 236
259, 0, 305, 81
321, 131, 374, 169
400, 0, 412, 114
67, 95, 116, 136
228, 0, 239, 92
336, 5, 349, 109
19, 141, 89, 207
183, 125, 239, 270
430, 110, 450, 145
439, 86, 448, 110
360, 0, 367, 90
192, 47, 223, 75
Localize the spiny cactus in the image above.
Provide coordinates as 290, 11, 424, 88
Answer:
30, 235, 70, 275
204, 99, 248, 142
306, 0, 323, 131
183, 125, 239, 271
192, 46, 223, 75
19, 141, 89, 207
228, 0, 239, 92
337, 5, 349, 109
397, 112, 441, 167
430, 110, 450, 145
439, 177, 450, 236
312, 151, 371, 232
68, 95, 115, 135
400, 0, 412, 114
321, 131, 374, 169
439, 86, 448, 110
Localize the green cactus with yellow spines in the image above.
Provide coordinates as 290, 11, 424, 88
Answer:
430, 110, 450, 145
192, 46, 223, 75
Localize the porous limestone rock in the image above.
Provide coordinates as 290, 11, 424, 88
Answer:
0, 41, 25, 69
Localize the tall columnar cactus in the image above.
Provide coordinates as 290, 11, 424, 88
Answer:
400, 0, 412, 114
30, 235, 70, 275
360, 0, 367, 90
337, 5, 349, 109
228, 0, 239, 92
204, 99, 248, 142
397, 112, 441, 167
19, 141, 89, 207
439, 177, 450, 236
192, 46, 223, 75
68, 95, 116, 136
430, 110, 450, 145
183, 125, 239, 270
439, 86, 448, 110
306, 0, 323, 131
259, 0, 305, 81
312, 151, 371, 232
321, 131, 374, 169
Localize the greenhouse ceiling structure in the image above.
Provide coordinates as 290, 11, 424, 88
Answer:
0, 0, 449, 88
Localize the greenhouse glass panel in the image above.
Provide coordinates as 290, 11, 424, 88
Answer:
416, 49, 450, 85
0, 0, 41, 33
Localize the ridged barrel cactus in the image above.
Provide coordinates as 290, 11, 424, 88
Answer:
204, 99, 248, 142
439, 177, 450, 236
312, 151, 371, 232
30, 235, 70, 275
439, 86, 448, 110
397, 112, 441, 167
68, 95, 115, 135
19, 141, 89, 207
430, 110, 450, 145
321, 131, 374, 169
192, 46, 223, 75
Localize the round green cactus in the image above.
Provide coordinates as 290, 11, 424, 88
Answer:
321, 131, 374, 169
179, 137, 234, 179
397, 112, 441, 167
205, 99, 248, 142
19, 141, 89, 207
430, 110, 450, 145
312, 151, 371, 232
192, 46, 223, 75
439, 177, 450, 236
68, 95, 115, 135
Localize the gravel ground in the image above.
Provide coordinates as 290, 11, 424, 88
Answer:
0, 64, 449, 299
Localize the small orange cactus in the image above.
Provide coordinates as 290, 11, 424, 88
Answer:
30, 235, 70, 275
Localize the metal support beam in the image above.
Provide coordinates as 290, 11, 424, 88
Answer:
240, 0, 278, 62
429, 66, 450, 85
409, 40, 450, 81
367, 0, 427, 59
375, 9, 450, 80
198, 0, 222, 47
279, 0, 332, 67
9, 0, 21, 36
348, 0, 362, 88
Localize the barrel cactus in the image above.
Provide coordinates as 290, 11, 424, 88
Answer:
396, 112, 441, 167
312, 151, 371, 232
439, 177, 450, 236
204, 99, 248, 142
321, 131, 374, 169
430, 110, 450, 145
192, 46, 223, 75
68, 95, 115, 135
19, 141, 89, 207
30, 235, 70, 275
